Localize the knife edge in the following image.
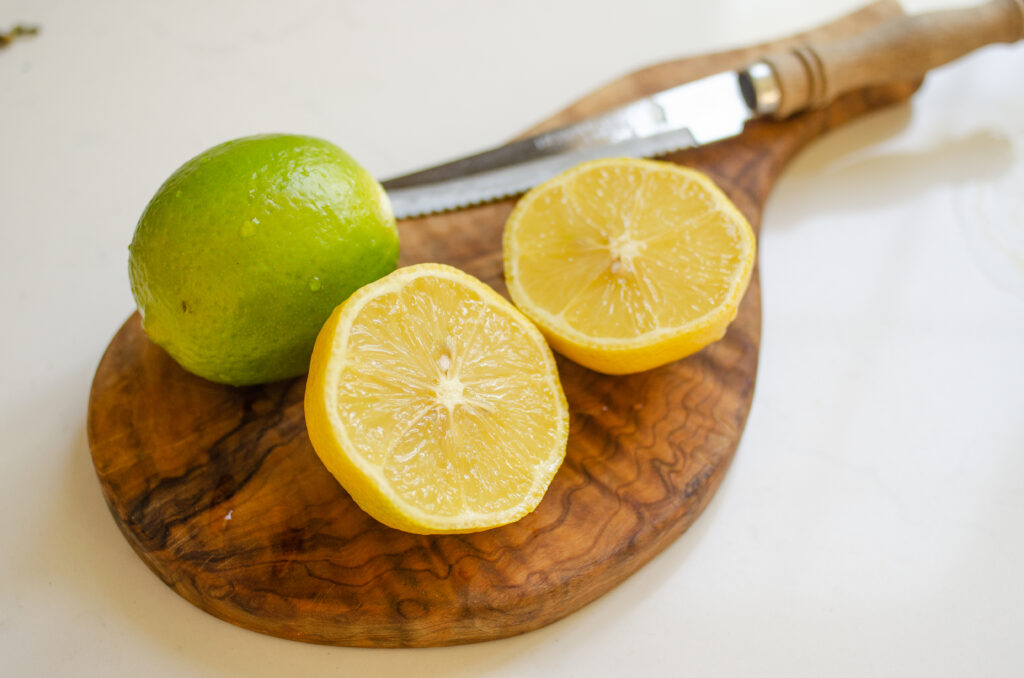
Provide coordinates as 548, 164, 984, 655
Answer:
386, 127, 705, 220
382, 71, 751, 193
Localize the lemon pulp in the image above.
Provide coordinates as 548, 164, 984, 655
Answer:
304, 264, 569, 534
503, 158, 756, 374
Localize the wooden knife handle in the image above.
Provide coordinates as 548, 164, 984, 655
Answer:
743, 0, 1024, 118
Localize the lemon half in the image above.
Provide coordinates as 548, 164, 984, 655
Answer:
503, 158, 756, 374
304, 264, 569, 534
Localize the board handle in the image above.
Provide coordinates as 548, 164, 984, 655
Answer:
739, 0, 1024, 118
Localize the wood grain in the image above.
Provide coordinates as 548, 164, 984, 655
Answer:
763, 0, 1024, 116
88, 1, 920, 647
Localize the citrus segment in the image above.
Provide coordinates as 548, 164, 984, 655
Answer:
503, 158, 756, 375
304, 264, 569, 534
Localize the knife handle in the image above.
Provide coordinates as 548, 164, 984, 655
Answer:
740, 0, 1024, 118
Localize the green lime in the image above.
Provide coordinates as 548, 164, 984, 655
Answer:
128, 133, 399, 386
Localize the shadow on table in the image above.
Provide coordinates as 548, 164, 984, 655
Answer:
766, 102, 1016, 229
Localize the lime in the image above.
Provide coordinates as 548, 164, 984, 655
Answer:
128, 133, 399, 385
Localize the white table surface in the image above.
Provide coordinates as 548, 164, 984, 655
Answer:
3, 0, 1023, 675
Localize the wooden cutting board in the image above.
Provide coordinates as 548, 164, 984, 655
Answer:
87, 1, 919, 648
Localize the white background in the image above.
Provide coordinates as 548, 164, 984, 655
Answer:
2, 0, 1023, 675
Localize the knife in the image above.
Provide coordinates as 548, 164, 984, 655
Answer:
383, 0, 1023, 219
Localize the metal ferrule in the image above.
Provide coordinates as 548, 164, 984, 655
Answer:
738, 61, 781, 116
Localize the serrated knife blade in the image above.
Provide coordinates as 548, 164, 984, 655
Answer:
381, 0, 1024, 220
382, 70, 756, 219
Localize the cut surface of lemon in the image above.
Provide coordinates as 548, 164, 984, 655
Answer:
304, 263, 569, 534
503, 158, 756, 375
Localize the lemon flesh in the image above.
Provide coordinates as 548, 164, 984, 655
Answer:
129, 134, 398, 386
503, 158, 756, 375
304, 264, 569, 534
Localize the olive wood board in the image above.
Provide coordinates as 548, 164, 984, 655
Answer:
88, 1, 920, 648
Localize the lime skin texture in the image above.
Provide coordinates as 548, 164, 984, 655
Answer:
129, 134, 399, 386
